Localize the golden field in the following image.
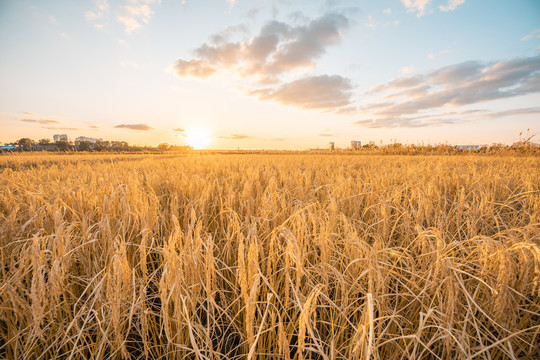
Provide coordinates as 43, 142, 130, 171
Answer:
0, 153, 539, 359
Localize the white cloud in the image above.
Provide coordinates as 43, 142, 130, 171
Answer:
96, 0, 109, 12
85, 0, 160, 35
49, 16, 57, 24
401, 66, 415, 74
383, 8, 391, 15
117, 16, 141, 34
118, 0, 160, 34
426, 48, 451, 60
521, 29, 540, 41
400, 0, 431, 16
120, 61, 139, 68
365, 15, 377, 30
85, 0, 108, 22
85, 11, 101, 21
123, 4, 153, 24
401, 0, 466, 16
439, 0, 466, 12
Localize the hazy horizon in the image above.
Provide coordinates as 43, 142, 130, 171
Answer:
1, 0, 539, 149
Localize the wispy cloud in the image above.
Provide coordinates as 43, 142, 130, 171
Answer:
219, 134, 252, 139
401, 0, 466, 16
114, 123, 153, 130
483, 107, 540, 118
85, 0, 160, 35
173, 128, 185, 132
439, 0, 466, 12
521, 29, 540, 41
358, 55, 540, 127
20, 119, 60, 124
85, 0, 109, 22
118, 0, 159, 35
43, 126, 80, 130
401, 66, 415, 74
355, 117, 463, 128
18, 112, 69, 125
120, 61, 139, 68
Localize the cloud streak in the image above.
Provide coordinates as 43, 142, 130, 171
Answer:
521, 29, 540, 41
401, 0, 466, 16
114, 124, 153, 130
43, 126, 80, 130
219, 134, 252, 139
20, 119, 60, 124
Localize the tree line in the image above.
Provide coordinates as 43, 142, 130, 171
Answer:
1, 138, 193, 153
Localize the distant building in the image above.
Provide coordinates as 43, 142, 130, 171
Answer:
329, 142, 335, 150
53, 134, 68, 142
351, 140, 361, 150
33, 144, 58, 151
457, 145, 480, 151
0, 145, 16, 151
75, 136, 102, 143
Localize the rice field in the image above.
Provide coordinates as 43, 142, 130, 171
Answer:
0, 153, 539, 359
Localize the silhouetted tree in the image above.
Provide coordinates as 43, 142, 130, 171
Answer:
16, 138, 35, 151
56, 140, 70, 151
158, 143, 170, 151
76, 141, 93, 151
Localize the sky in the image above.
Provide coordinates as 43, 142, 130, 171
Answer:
0, 0, 539, 149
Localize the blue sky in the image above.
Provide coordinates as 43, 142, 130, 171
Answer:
1, 0, 539, 149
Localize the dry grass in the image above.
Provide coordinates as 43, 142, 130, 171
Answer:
0, 153, 539, 359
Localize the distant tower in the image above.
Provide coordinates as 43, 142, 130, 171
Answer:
351, 140, 361, 150
329, 142, 335, 150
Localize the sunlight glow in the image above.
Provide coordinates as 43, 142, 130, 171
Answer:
185, 128, 212, 149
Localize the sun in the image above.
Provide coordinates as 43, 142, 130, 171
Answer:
185, 128, 212, 149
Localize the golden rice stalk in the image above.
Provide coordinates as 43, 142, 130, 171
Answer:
298, 285, 323, 360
